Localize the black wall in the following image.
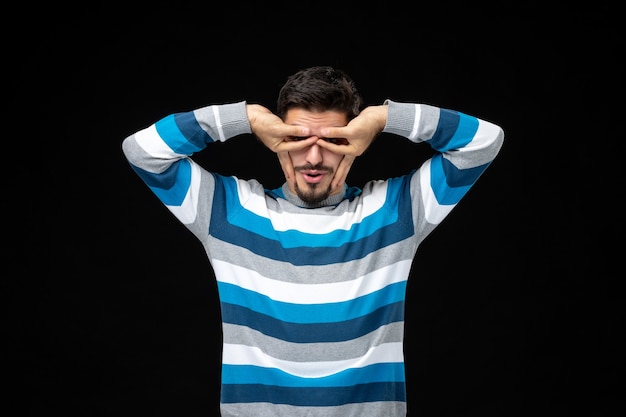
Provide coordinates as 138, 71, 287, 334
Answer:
9, 3, 622, 416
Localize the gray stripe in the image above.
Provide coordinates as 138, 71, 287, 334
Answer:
208, 236, 416, 285
193, 101, 251, 142
447, 123, 505, 169
383, 100, 438, 143
223, 321, 405, 362
221, 400, 406, 417
121, 134, 173, 174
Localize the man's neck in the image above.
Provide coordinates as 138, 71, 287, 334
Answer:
281, 183, 347, 208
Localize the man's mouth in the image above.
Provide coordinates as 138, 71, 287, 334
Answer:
301, 170, 325, 184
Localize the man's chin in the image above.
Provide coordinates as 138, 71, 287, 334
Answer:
295, 183, 332, 205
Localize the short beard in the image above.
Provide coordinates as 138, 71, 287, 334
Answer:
293, 164, 334, 205
294, 182, 332, 206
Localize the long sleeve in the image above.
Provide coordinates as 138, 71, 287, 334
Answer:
121, 101, 251, 225
121, 98, 505, 417
383, 99, 505, 229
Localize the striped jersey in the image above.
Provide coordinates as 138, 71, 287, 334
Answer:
122, 100, 504, 416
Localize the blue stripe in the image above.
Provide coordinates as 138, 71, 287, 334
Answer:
173, 112, 216, 147
222, 177, 398, 248
428, 109, 478, 152
426, 110, 489, 206
129, 159, 192, 207
221, 301, 404, 343
218, 281, 407, 323
154, 112, 215, 155
430, 154, 491, 206
209, 174, 414, 265
222, 362, 405, 386
128, 111, 218, 207
221, 381, 406, 405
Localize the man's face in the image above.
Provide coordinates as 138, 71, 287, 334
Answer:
282, 108, 348, 205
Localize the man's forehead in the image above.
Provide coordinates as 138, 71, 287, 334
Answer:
284, 108, 348, 131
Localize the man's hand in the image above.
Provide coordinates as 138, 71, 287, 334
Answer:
317, 105, 388, 191
247, 104, 315, 183
246, 103, 388, 192
247, 104, 312, 152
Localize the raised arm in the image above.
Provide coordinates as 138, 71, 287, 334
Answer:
320, 99, 504, 225
122, 101, 323, 223
121, 101, 254, 226
385, 99, 504, 225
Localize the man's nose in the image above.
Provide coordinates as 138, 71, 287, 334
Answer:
305, 141, 323, 165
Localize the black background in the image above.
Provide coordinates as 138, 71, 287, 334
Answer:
8, 2, 623, 416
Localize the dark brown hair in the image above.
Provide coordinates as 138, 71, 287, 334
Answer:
276, 66, 363, 120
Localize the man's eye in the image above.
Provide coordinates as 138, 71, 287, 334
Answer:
322, 137, 348, 145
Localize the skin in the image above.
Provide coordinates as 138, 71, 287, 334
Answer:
247, 103, 388, 203
282, 108, 348, 203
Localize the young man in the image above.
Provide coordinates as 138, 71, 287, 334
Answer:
122, 66, 504, 417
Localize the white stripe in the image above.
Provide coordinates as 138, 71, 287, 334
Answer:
451, 119, 503, 168
419, 160, 454, 225
235, 179, 389, 234
134, 124, 182, 162
214, 258, 412, 304
166, 161, 202, 224
212, 105, 226, 142
223, 342, 404, 377
471, 119, 502, 148
408, 104, 421, 141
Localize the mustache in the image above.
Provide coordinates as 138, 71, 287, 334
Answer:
294, 164, 333, 173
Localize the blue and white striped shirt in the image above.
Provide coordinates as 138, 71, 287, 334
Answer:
122, 100, 504, 417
